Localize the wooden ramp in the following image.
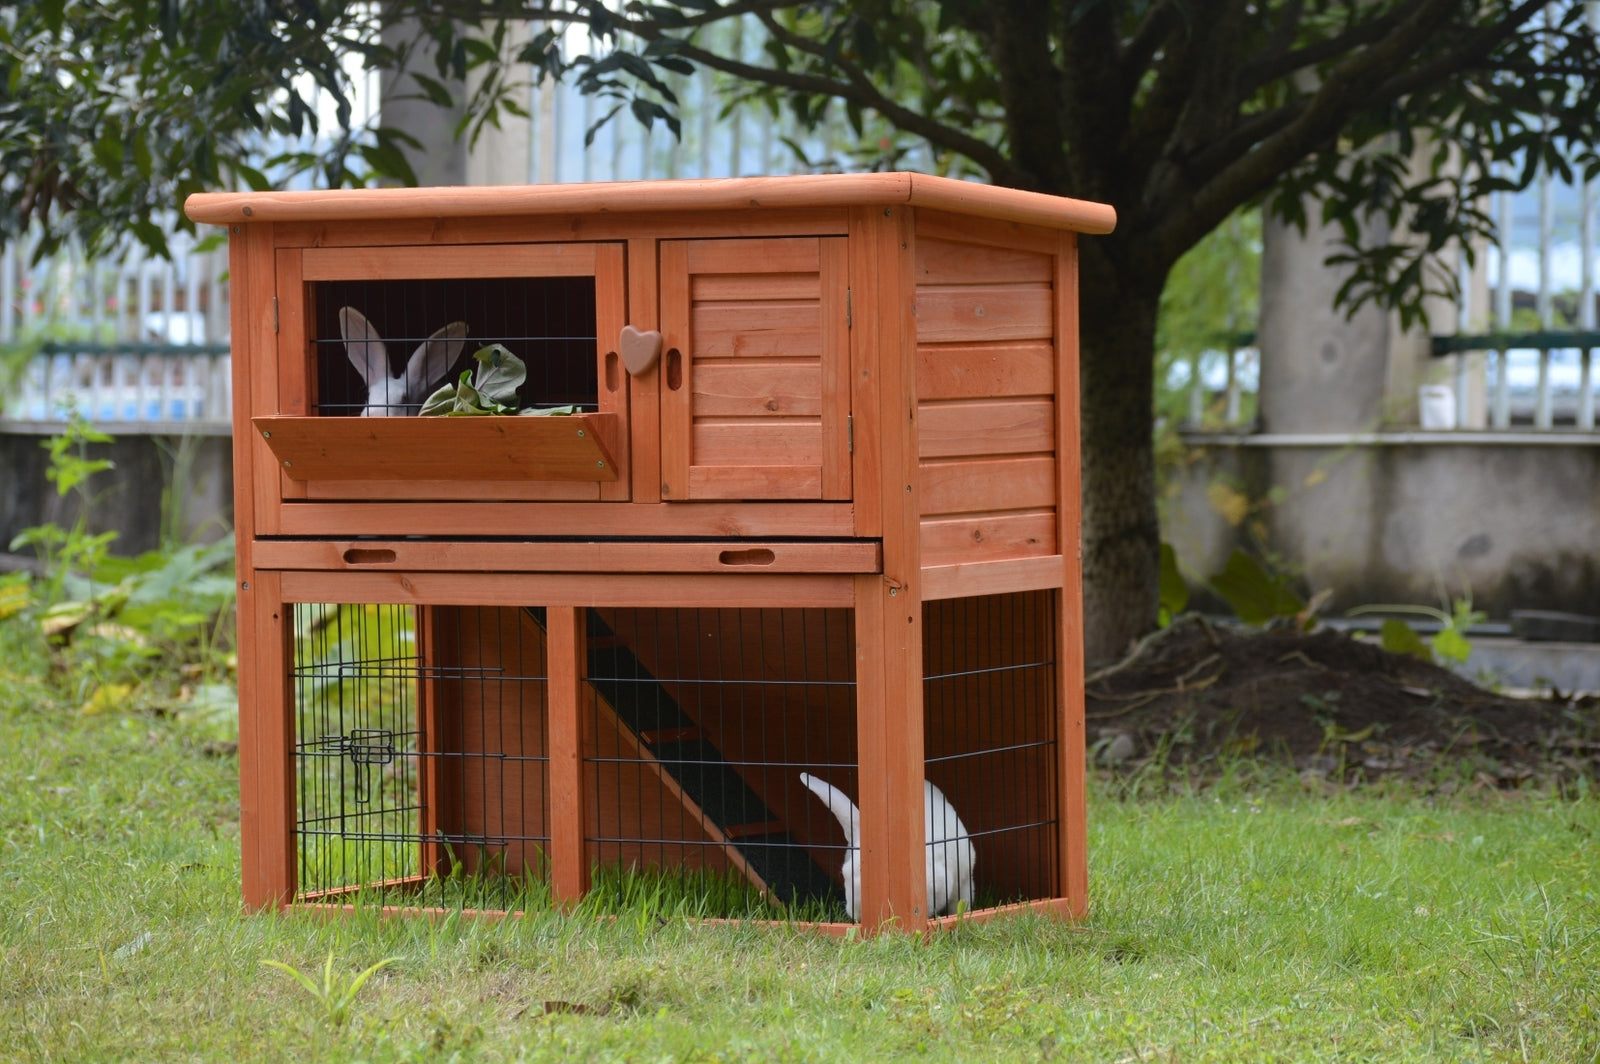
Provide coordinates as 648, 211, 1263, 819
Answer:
525, 607, 844, 910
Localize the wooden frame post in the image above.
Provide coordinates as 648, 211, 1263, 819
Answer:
546, 606, 589, 906
239, 570, 295, 910
850, 203, 927, 934
1055, 232, 1089, 916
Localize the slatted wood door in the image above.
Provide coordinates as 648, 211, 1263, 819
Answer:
659, 237, 851, 500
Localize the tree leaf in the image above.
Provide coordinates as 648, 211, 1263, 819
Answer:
1208, 550, 1304, 627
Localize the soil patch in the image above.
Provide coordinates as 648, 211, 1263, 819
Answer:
1085, 617, 1599, 790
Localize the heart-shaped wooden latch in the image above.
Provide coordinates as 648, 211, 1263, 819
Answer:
618, 325, 663, 376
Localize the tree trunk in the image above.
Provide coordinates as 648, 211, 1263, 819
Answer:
1076, 241, 1163, 665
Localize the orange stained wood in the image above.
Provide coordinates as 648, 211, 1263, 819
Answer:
915, 284, 1054, 344
919, 455, 1057, 517
273, 501, 857, 538
239, 570, 294, 911
301, 242, 602, 280
252, 539, 882, 574
252, 414, 622, 483
918, 399, 1055, 459
269, 208, 853, 251
1054, 231, 1089, 917
660, 235, 850, 501
546, 606, 588, 904
627, 237, 664, 503
920, 510, 1058, 568
185, 172, 1117, 235
916, 342, 1056, 401
277, 570, 858, 610
920, 555, 1067, 601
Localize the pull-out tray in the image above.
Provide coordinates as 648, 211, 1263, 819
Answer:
252, 413, 620, 482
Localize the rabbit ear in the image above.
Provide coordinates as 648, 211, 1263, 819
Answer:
402, 321, 470, 402
339, 307, 391, 387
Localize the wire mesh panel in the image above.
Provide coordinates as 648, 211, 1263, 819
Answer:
294, 603, 427, 899
581, 607, 856, 918
309, 277, 599, 415
293, 603, 552, 911
923, 590, 1060, 908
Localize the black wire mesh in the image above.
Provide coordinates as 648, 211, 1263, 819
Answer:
293, 603, 551, 910
309, 277, 599, 415
581, 607, 857, 919
923, 590, 1060, 908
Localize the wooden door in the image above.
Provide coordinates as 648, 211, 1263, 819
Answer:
659, 237, 851, 501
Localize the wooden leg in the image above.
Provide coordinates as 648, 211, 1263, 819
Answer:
854, 576, 927, 934
239, 571, 295, 911
547, 606, 588, 906
1057, 586, 1088, 917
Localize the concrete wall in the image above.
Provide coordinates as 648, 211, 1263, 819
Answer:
0, 429, 233, 563
1166, 437, 1600, 618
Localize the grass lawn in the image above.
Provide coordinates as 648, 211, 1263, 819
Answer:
2, 628, 1597, 1063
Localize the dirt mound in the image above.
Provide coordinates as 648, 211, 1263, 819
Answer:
1085, 617, 1599, 789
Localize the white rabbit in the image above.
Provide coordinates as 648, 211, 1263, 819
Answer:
339, 306, 469, 416
798, 772, 975, 921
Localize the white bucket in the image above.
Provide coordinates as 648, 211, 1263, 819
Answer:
1418, 384, 1456, 429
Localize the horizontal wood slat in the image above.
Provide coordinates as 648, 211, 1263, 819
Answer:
920, 509, 1057, 566
302, 243, 600, 280
915, 285, 1054, 344
919, 455, 1057, 516
915, 238, 1052, 286
917, 400, 1055, 459
921, 555, 1067, 601
278, 570, 858, 608
692, 362, 823, 416
692, 419, 824, 464
253, 414, 621, 482
692, 272, 821, 301
691, 302, 822, 358
276, 501, 859, 538
917, 342, 1056, 401
688, 464, 823, 499
685, 237, 822, 273
254, 539, 881, 573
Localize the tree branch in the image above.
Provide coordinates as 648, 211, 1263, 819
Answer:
1149, 0, 1549, 264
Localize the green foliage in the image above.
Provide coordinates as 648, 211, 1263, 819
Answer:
1156, 542, 1189, 627
1207, 549, 1307, 627
9, 407, 118, 606
419, 345, 581, 417
1380, 618, 1433, 662
1354, 597, 1489, 666
260, 953, 399, 1030
3, 416, 237, 722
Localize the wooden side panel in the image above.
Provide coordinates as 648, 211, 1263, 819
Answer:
922, 591, 1060, 905
914, 223, 1061, 570
595, 243, 631, 502
660, 236, 851, 501
431, 607, 551, 879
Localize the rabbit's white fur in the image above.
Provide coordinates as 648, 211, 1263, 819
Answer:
339, 306, 469, 416
798, 772, 975, 921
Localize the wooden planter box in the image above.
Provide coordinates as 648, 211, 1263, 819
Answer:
188, 173, 1115, 934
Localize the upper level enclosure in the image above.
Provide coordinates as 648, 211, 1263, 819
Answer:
187, 174, 1116, 551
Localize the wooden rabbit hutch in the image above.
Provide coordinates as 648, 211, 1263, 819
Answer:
186, 173, 1115, 934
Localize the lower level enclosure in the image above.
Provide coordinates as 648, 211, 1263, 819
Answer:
292, 593, 1061, 921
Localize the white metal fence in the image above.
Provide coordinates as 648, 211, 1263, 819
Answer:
1, 231, 232, 428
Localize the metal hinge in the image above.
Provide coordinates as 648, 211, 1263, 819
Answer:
272, 296, 279, 333
847, 414, 854, 453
